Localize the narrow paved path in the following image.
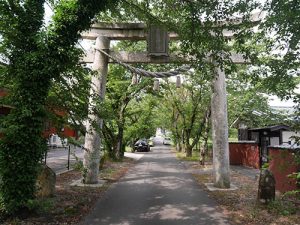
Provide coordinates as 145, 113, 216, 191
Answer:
82, 138, 228, 225
46, 147, 84, 174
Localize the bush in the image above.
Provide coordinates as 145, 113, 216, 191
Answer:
267, 200, 297, 216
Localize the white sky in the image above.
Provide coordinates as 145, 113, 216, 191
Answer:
44, 3, 53, 26
268, 96, 295, 107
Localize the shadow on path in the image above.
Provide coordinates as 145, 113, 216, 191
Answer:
81, 138, 228, 225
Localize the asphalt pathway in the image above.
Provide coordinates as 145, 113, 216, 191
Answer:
81, 138, 228, 225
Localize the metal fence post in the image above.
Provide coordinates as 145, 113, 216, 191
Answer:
44, 150, 47, 164
67, 145, 71, 170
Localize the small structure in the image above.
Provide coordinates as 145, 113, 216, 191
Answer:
257, 169, 276, 203
248, 125, 291, 164
248, 125, 291, 144
229, 124, 300, 193
236, 125, 299, 165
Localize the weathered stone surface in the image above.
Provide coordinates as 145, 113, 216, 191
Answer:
257, 169, 276, 203
83, 36, 110, 184
211, 60, 231, 188
36, 164, 56, 198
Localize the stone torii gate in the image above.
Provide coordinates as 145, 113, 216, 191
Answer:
81, 22, 251, 188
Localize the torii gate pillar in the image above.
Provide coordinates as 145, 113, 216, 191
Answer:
83, 36, 110, 184
211, 61, 231, 188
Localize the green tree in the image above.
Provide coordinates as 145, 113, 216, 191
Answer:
124, 93, 158, 149
0, 0, 117, 213
160, 72, 211, 157
46, 65, 91, 135
262, 0, 300, 195
227, 68, 289, 129
101, 64, 153, 159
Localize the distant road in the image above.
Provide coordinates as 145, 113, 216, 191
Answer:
46, 146, 143, 174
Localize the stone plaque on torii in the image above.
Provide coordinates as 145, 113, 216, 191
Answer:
81, 13, 263, 187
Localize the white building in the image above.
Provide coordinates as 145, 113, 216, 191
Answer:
48, 134, 68, 148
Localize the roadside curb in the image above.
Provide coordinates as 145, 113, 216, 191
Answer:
56, 168, 74, 176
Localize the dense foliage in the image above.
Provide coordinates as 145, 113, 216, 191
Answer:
159, 73, 211, 157
0, 0, 117, 214
101, 64, 155, 159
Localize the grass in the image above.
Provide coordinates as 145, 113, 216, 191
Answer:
125, 146, 133, 153
228, 137, 239, 142
176, 148, 213, 162
176, 150, 200, 161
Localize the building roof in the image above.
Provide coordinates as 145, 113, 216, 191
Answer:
248, 125, 291, 132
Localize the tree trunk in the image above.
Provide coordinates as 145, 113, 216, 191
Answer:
115, 126, 124, 160
83, 36, 110, 184
182, 129, 186, 153
108, 140, 118, 160
185, 145, 193, 157
199, 137, 209, 166
175, 126, 182, 152
199, 110, 211, 165
130, 138, 135, 152
176, 142, 182, 152
211, 59, 230, 188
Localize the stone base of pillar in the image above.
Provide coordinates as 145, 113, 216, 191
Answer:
205, 183, 238, 191
71, 179, 106, 187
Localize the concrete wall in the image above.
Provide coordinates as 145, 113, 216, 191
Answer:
269, 147, 300, 193
229, 142, 260, 169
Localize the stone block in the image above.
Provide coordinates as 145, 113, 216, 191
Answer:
257, 169, 275, 203
36, 164, 56, 198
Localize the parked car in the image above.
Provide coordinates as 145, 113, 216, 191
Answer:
134, 139, 150, 152
163, 137, 171, 145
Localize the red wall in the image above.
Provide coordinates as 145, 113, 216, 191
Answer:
0, 89, 11, 115
229, 142, 260, 169
43, 126, 77, 139
269, 148, 300, 193
0, 87, 77, 139
0, 88, 8, 97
